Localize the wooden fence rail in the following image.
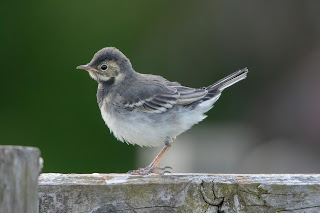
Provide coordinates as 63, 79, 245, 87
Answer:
1, 146, 320, 213
38, 173, 320, 213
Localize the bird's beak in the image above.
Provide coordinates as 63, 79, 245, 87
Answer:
76, 64, 91, 71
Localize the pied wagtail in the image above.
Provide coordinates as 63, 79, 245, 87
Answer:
77, 47, 248, 175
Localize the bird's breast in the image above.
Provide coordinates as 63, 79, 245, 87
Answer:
100, 101, 168, 147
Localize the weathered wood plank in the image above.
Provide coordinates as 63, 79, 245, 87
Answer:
38, 173, 320, 213
0, 146, 42, 213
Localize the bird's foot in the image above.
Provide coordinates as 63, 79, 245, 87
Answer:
127, 166, 172, 175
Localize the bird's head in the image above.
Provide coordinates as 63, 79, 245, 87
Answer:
77, 47, 133, 82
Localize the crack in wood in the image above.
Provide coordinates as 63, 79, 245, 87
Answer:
200, 181, 224, 213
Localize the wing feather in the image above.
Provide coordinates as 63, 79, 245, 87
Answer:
175, 86, 208, 105
114, 76, 208, 113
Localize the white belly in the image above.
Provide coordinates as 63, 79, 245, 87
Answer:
101, 106, 168, 147
100, 96, 218, 147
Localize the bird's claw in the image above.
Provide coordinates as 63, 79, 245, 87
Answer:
127, 165, 173, 175
153, 166, 173, 170
127, 167, 155, 175
163, 170, 172, 174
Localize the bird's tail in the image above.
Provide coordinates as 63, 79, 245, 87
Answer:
207, 68, 248, 91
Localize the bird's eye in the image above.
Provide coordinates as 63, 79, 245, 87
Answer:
101, 64, 108, 70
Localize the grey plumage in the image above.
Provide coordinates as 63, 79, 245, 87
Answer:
77, 47, 248, 174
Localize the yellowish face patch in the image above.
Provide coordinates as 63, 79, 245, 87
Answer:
87, 60, 121, 82
104, 61, 120, 77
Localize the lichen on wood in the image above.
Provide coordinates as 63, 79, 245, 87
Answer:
38, 173, 320, 213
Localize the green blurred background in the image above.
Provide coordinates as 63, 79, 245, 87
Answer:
1, 1, 320, 173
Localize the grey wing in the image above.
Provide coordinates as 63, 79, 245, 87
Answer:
114, 82, 208, 114
175, 86, 208, 105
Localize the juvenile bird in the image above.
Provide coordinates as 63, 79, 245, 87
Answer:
77, 47, 248, 175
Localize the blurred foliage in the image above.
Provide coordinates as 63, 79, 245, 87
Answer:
1, 1, 319, 173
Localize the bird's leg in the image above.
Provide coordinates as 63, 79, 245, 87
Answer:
147, 138, 175, 169
128, 138, 175, 175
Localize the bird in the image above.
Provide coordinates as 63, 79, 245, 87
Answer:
77, 47, 248, 175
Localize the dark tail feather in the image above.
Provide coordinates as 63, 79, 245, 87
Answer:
207, 68, 248, 91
